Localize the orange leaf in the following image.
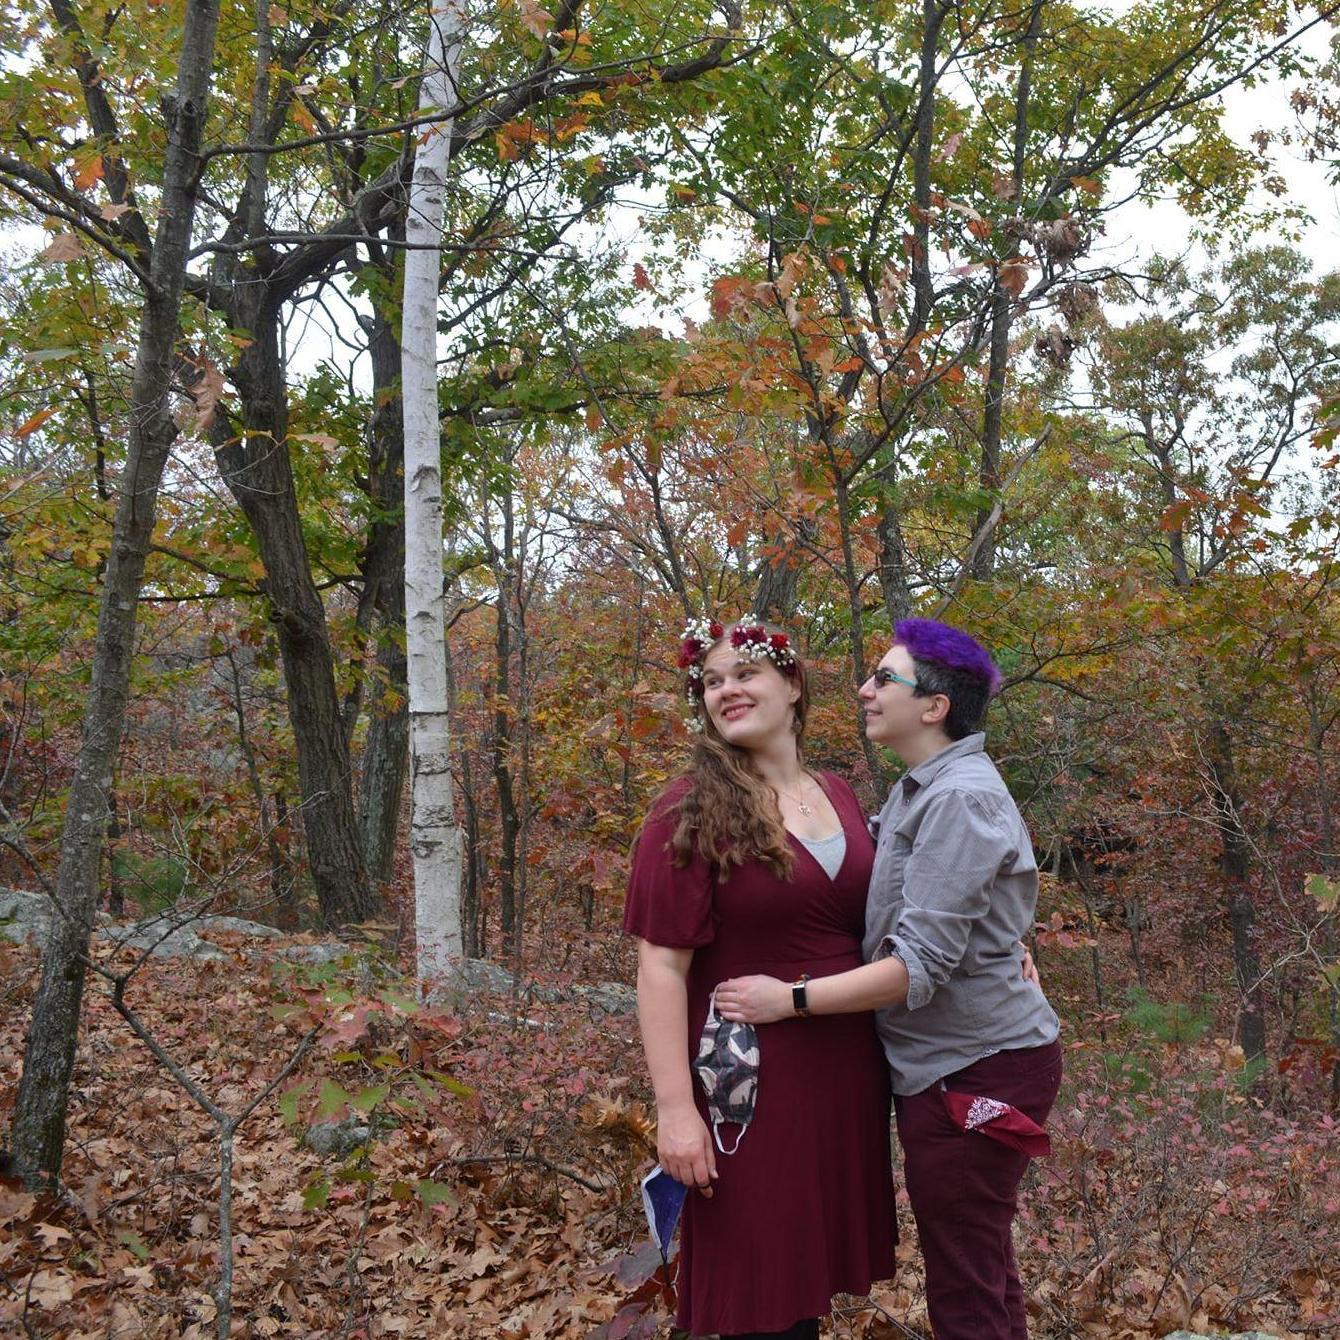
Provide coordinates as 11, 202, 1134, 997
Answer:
629, 715, 662, 741
519, 0, 551, 37
39, 233, 83, 263
74, 154, 104, 191
1070, 175, 1101, 195
998, 256, 1029, 297
1159, 500, 1193, 531
190, 357, 228, 429
13, 406, 58, 438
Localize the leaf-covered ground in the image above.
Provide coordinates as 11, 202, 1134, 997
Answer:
1, 923, 1336, 1339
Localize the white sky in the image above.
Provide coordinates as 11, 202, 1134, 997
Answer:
1097, 67, 1339, 277
5, 26, 1337, 379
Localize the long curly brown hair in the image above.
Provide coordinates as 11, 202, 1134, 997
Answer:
669, 622, 811, 880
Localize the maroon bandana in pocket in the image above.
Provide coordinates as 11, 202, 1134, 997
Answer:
940, 1089, 1051, 1157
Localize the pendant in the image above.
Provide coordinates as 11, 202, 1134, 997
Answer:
797, 801, 813, 816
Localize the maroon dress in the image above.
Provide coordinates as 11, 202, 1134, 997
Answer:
624, 772, 897, 1336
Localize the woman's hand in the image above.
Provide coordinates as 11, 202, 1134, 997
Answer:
1021, 946, 1041, 987
715, 974, 792, 1024
656, 1101, 716, 1195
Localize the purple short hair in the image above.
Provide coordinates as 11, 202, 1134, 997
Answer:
893, 618, 1003, 696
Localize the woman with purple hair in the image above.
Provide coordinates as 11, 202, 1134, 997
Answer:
717, 618, 1061, 1340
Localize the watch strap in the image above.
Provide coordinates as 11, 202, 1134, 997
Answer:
792, 974, 811, 1017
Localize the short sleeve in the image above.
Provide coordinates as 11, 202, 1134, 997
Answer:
622, 790, 717, 949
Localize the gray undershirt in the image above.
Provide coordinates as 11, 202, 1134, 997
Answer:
796, 828, 846, 880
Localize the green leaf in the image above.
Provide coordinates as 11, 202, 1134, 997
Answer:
378, 987, 420, 1014
302, 1177, 330, 1209
426, 1070, 475, 1098
415, 1178, 457, 1208
335, 1165, 375, 1183
21, 347, 79, 363
116, 1229, 150, 1261
316, 1077, 352, 1119
1306, 873, 1339, 913
278, 1080, 313, 1125
349, 1083, 390, 1113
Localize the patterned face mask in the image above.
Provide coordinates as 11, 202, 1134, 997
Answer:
694, 990, 760, 1154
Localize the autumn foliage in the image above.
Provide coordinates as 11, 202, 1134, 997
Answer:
3, 0, 1340, 1332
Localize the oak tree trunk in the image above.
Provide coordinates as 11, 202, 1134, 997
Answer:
214, 304, 377, 928
10, 0, 223, 1186
357, 297, 410, 885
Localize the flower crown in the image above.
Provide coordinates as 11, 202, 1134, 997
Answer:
679, 618, 798, 687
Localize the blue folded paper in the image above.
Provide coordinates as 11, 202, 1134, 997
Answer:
640, 1165, 689, 1261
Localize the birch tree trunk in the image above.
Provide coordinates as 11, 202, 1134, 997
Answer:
10, 0, 222, 1185
401, 0, 466, 985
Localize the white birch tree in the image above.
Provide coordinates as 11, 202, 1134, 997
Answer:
401, 0, 467, 985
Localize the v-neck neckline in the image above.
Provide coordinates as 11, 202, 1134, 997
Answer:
784, 772, 849, 883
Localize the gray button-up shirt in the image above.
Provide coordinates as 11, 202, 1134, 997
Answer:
863, 733, 1060, 1095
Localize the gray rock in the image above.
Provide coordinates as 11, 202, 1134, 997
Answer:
305, 1117, 372, 1159
1163, 1333, 1282, 1340
1, 892, 632, 1015
452, 957, 635, 1015
275, 941, 349, 965
457, 957, 518, 994
572, 981, 636, 1016
0, 888, 54, 945
194, 915, 286, 940
101, 919, 227, 962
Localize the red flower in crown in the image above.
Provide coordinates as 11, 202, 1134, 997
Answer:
726, 622, 798, 673
679, 618, 724, 671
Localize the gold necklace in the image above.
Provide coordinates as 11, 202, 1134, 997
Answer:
775, 777, 814, 816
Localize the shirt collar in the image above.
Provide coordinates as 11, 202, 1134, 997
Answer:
900, 732, 986, 795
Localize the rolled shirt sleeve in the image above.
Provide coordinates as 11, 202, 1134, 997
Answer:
879, 789, 1014, 1011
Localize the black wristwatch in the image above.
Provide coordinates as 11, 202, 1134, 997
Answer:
792, 974, 811, 1017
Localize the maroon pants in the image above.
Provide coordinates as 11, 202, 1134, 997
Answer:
894, 1041, 1062, 1340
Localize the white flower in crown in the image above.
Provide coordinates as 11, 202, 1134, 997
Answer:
729, 623, 798, 673
679, 617, 724, 675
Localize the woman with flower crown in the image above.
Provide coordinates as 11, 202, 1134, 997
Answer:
623, 619, 896, 1340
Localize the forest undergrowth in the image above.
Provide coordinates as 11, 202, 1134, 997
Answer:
1, 898, 1336, 1340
